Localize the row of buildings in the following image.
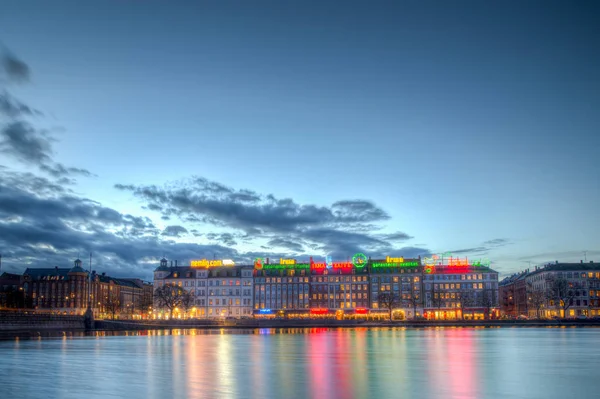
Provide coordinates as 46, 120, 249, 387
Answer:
5, 256, 596, 321
0, 259, 153, 318
499, 260, 600, 319
153, 255, 501, 320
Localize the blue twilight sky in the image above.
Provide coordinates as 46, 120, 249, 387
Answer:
0, 0, 599, 280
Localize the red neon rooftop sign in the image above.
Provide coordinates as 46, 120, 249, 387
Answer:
332, 261, 353, 270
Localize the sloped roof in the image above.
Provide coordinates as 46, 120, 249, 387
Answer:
527, 262, 600, 277
24, 267, 71, 280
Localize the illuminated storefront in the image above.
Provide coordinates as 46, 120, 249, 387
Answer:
152, 253, 499, 321
309, 257, 370, 313
368, 256, 423, 319
422, 259, 499, 320
253, 258, 311, 312
154, 259, 254, 319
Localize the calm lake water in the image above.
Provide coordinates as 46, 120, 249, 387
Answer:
1, 327, 599, 399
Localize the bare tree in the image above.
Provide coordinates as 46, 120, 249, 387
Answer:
547, 277, 575, 318
0, 286, 26, 309
431, 283, 446, 311
527, 286, 546, 319
180, 289, 194, 318
378, 292, 400, 321
103, 293, 121, 320
431, 291, 445, 318
479, 289, 496, 320
403, 289, 422, 319
403, 275, 423, 319
459, 289, 476, 320
138, 295, 154, 318
154, 284, 189, 319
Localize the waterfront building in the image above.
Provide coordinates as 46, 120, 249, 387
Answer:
309, 259, 371, 317
421, 259, 499, 320
0, 272, 24, 309
499, 261, 600, 319
153, 254, 500, 320
21, 259, 152, 317
368, 257, 423, 319
498, 270, 529, 318
153, 258, 253, 319
252, 257, 311, 317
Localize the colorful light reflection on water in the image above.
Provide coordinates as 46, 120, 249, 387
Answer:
1, 328, 600, 399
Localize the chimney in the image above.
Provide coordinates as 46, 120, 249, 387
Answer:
266, 257, 269, 264
171, 261, 173, 267
175, 260, 178, 267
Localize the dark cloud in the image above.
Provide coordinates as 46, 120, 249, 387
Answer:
40, 163, 95, 179
483, 238, 510, 247
380, 231, 414, 242
0, 49, 93, 183
0, 49, 429, 278
1, 52, 30, 83
114, 177, 399, 256
446, 239, 511, 257
0, 170, 247, 280
0, 121, 54, 164
0, 91, 42, 118
447, 247, 489, 255
0, 121, 92, 181
206, 232, 239, 246
117, 179, 333, 232
331, 200, 390, 223
267, 238, 304, 252
161, 225, 188, 237
114, 177, 431, 259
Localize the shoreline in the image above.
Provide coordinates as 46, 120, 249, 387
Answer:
2, 319, 600, 340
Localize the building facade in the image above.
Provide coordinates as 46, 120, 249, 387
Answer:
499, 261, 600, 319
252, 258, 312, 317
368, 257, 423, 319
0, 272, 25, 309
422, 265, 499, 320
249, 255, 498, 320
20, 259, 153, 318
153, 258, 253, 319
